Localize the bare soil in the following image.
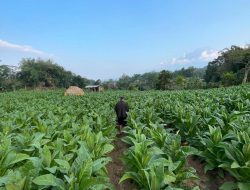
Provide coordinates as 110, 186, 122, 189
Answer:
187, 156, 235, 190
107, 134, 138, 190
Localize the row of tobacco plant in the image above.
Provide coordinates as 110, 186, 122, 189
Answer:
120, 85, 250, 190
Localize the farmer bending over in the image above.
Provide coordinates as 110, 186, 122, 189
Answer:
115, 96, 129, 133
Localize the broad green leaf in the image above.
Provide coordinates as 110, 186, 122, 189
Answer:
164, 174, 176, 184
33, 174, 65, 190
0, 176, 10, 186
238, 182, 250, 190
42, 145, 52, 167
54, 159, 70, 171
219, 182, 238, 190
45, 166, 58, 174
102, 144, 114, 154
6, 177, 26, 190
120, 172, 140, 184
231, 162, 240, 168
92, 157, 111, 172
7, 153, 29, 166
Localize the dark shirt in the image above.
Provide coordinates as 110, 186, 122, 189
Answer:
115, 100, 129, 119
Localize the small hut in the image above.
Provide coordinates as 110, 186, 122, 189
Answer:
64, 86, 84, 96
85, 85, 103, 92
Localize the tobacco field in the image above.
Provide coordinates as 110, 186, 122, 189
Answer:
0, 85, 250, 190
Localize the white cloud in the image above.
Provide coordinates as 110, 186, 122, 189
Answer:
199, 50, 220, 61
161, 48, 220, 66
160, 60, 166, 65
0, 39, 51, 56
170, 57, 190, 65
240, 44, 250, 49
160, 43, 250, 69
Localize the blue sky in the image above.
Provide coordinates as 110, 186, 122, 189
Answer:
1, 0, 250, 80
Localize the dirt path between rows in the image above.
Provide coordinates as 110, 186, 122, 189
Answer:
187, 157, 235, 190
107, 137, 234, 190
107, 135, 137, 190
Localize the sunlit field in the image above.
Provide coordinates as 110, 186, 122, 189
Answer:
0, 85, 249, 190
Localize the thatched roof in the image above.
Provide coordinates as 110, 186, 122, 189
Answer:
64, 86, 84, 96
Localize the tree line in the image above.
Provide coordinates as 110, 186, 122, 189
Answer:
104, 45, 250, 90
0, 58, 93, 91
102, 67, 206, 90
0, 45, 249, 91
205, 45, 250, 86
